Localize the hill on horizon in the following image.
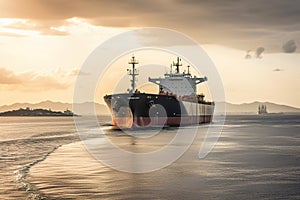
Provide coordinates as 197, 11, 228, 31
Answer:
0, 100, 110, 116
223, 101, 300, 114
0, 100, 299, 115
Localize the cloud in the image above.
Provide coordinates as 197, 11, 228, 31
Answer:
0, 67, 22, 84
69, 69, 90, 76
255, 47, 265, 58
1, 19, 69, 36
0, 0, 164, 20
0, 32, 25, 37
0, 0, 299, 50
245, 50, 252, 59
244, 47, 265, 59
1, 0, 299, 28
273, 68, 283, 72
282, 40, 297, 53
0, 67, 69, 90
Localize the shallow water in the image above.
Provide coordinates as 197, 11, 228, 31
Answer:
1, 115, 300, 199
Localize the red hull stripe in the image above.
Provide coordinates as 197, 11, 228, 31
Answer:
112, 116, 213, 128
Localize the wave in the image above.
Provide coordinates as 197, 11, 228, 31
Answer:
14, 145, 62, 200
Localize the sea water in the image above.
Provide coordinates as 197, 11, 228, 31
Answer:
0, 115, 299, 199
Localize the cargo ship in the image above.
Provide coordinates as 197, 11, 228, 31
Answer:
104, 56, 214, 128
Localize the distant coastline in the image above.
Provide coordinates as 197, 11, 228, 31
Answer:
0, 107, 78, 117
0, 100, 299, 116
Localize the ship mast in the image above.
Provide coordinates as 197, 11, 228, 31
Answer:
187, 65, 190, 75
127, 55, 139, 93
172, 57, 182, 73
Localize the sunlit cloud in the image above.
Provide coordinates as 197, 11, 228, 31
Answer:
69, 69, 90, 76
0, 17, 126, 37
0, 18, 40, 36
0, 18, 69, 36
0, 67, 70, 90
0, 67, 22, 84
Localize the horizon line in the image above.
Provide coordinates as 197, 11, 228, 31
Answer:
0, 100, 299, 109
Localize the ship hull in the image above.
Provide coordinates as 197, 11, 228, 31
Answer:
104, 93, 214, 128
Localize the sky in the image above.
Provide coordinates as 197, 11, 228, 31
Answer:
0, 0, 299, 107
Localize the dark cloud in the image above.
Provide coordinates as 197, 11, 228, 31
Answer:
244, 48, 265, 59
282, 40, 297, 53
0, 67, 69, 90
0, 0, 299, 50
0, 0, 166, 20
255, 47, 265, 58
2, 0, 299, 27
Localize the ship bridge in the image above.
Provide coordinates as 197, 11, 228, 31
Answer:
148, 57, 207, 96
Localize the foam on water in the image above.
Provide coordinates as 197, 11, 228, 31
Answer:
14, 145, 61, 199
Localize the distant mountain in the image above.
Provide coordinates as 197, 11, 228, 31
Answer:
223, 101, 300, 114
0, 100, 110, 116
0, 100, 299, 116
72, 102, 110, 115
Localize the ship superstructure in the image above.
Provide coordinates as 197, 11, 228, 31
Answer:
149, 57, 207, 96
104, 56, 214, 128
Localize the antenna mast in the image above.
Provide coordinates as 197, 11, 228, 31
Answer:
127, 55, 139, 93
173, 57, 182, 73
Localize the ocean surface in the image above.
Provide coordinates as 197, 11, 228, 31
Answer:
1, 115, 299, 199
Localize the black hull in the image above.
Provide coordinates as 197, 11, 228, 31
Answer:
104, 93, 214, 128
